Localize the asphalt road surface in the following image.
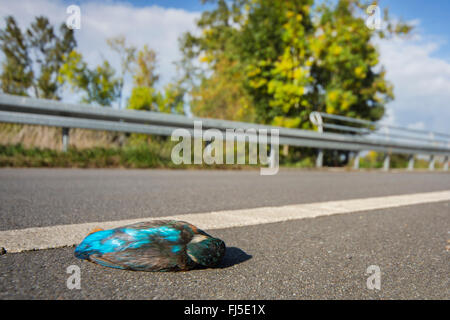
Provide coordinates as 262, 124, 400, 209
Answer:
0, 169, 449, 299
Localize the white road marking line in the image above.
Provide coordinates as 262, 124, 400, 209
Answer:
1, 190, 449, 253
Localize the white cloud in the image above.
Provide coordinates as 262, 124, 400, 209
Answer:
376, 30, 450, 135
0, 0, 200, 107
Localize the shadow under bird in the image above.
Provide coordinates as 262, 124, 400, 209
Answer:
74, 220, 226, 271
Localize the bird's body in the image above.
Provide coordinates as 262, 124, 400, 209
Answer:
74, 220, 226, 271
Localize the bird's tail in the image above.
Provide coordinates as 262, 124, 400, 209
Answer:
87, 227, 104, 235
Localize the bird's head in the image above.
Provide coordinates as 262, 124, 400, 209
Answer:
186, 234, 226, 268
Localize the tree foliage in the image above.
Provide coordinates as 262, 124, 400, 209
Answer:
190, 56, 256, 122
127, 83, 184, 114
180, 0, 412, 128
127, 45, 185, 114
0, 15, 76, 100
132, 44, 159, 88
0, 16, 32, 96
106, 35, 137, 108
58, 50, 120, 106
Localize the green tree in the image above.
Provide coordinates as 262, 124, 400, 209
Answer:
190, 56, 255, 121
127, 45, 185, 114
158, 83, 185, 114
0, 16, 33, 96
178, 0, 251, 121
132, 44, 159, 88
127, 44, 160, 111
107, 36, 136, 108
180, 0, 412, 128
58, 50, 120, 106
0, 15, 76, 99
128, 86, 159, 111
128, 83, 185, 114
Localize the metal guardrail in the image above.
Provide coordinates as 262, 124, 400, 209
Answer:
310, 111, 450, 170
310, 112, 450, 146
0, 94, 449, 170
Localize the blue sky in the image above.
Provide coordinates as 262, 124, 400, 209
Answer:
382, 0, 450, 59
1, 0, 450, 134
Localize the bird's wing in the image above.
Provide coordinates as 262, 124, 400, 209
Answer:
85, 223, 195, 271
120, 220, 172, 230
89, 243, 190, 271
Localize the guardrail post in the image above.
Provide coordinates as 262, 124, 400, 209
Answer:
383, 153, 390, 171
62, 127, 69, 152
407, 155, 415, 171
268, 145, 276, 169
444, 156, 449, 171
428, 155, 435, 171
316, 150, 323, 168
310, 112, 324, 168
353, 151, 360, 170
